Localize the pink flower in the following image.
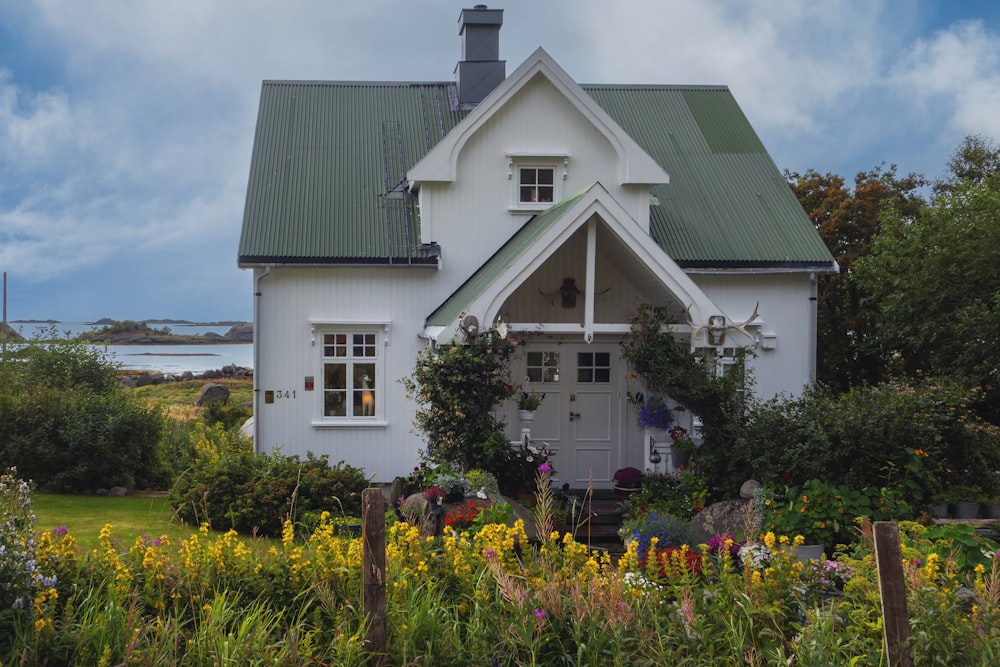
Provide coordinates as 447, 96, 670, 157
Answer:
538, 463, 552, 472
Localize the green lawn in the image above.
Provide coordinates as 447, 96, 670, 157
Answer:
32, 493, 199, 552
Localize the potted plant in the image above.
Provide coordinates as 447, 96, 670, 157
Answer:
637, 395, 673, 432
983, 495, 1000, 520
517, 389, 544, 421
668, 426, 696, 469
613, 466, 645, 495
422, 485, 446, 514
947, 485, 983, 520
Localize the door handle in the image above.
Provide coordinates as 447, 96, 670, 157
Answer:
569, 411, 581, 421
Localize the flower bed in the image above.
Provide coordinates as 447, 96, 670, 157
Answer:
3, 468, 999, 665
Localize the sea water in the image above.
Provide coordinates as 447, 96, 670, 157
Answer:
6, 322, 253, 374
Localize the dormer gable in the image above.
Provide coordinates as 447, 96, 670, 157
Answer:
408, 48, 668, 188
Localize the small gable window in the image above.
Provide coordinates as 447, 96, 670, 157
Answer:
519, 167, 554, 204
507, 153, 568, 213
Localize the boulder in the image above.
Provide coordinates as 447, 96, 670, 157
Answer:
195, 383, 230, 406
689, 499, 752, 544
108, 486, 129, 497
239, 416, 254, 440
740, 479, 762, 499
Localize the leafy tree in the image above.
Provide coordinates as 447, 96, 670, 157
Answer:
856, 177, 1000, 421
785, 166, 926, 391
934, 133, 1000, 196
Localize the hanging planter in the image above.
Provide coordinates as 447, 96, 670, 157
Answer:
518, 409, 536, 422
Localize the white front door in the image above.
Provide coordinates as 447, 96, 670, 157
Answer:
513, 342, 625, 488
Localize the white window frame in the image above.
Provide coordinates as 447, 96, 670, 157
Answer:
507, 153, 568, 213
309, 321, 388, 428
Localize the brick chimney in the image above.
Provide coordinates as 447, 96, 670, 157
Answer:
455, 5, 505, 107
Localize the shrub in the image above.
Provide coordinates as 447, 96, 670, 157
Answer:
0, 339, 165, 491
628, 471, 709, 521
169, 424, 369, 536
763, 479, 909, 547
736, 379, 999, 508
201, 401, 252, 432
401, 330, 516, 472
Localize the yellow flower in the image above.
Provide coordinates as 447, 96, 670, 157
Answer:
793, 535, 805, 546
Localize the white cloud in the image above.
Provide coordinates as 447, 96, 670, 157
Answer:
0, 69, 76, 166
891, 20, 1000, 138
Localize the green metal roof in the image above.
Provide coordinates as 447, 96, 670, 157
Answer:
238, 81, 464, 265
239, 80, 835, 269
584, 85, 833, 267
426, 186, 590, 327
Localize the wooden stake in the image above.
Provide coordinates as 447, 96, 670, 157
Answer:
873, 521, 913, 667
362, 488, 386, 664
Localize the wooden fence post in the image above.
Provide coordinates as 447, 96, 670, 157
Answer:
362, 488, 386, 663
873, 521, 913, 667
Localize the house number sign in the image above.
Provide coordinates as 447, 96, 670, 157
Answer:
263, 390, 297, 404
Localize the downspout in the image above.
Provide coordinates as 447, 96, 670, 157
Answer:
253, 265, 272, 451
808, 272, 818, 386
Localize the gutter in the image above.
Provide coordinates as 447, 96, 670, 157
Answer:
252, 265, 272, 451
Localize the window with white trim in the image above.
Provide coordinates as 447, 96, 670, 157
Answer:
507, 154, 567, 212
320, 330, 381, 419
519, 167, 555, 204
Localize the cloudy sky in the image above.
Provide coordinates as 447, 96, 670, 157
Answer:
2, 0, 999, 323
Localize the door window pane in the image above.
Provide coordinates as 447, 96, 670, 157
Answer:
526, 351, 560, 383
577, 352, 611, 384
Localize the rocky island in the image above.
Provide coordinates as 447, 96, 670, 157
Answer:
78, 320, 252, 344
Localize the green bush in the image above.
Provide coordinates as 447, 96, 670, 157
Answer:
0, 339, 165, 491
735, 379, 999, 508
401, 331, 516, 472
764, 478, 909, 547
626, 471, 709, 521
201, 401, 252, 432
170, 426, 369, 536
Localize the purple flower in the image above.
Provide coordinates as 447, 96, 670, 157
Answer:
533, 608, 547, 619
484, 549, 497, 559
538, 463, 552, 472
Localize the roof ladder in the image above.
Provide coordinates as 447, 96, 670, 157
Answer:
381, 120, 412, 264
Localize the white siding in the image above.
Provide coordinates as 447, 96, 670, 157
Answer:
254, 267, 439, 480
691, 272, 816, 401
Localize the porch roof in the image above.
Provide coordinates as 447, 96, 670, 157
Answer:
425, 187, 588, 328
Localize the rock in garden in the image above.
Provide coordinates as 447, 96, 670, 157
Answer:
740, 479, 762, 499
195, 383, 230, 405
689, 499, 751, 544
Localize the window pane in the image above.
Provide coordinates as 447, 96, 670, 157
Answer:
520, 168, 536, 185
323, 333, 348, 358
353, 333, 376, 358
354, 364, 376, 416
324, 363, 347, 416
538, 185, 553, 203
520, 185, 537, 202
577, 352, 610, 384
537, 169, 553, 185
527, 351, 560, 383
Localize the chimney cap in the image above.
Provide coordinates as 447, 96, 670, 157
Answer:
459, 5, 503, 30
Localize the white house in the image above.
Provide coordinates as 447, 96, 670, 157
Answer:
238, 6, 836, 488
